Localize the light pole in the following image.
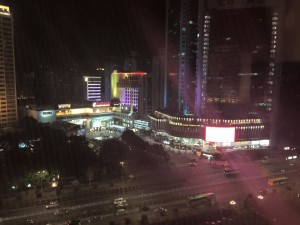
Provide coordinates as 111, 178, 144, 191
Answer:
120, 161, 125, 183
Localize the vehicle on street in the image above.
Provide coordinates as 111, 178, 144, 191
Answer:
224, 166, 237, 176
87, 216, 102, 223
116, 208, 127, 216
24, 219, 34, 224
54, 208, 68, 215
70, 179, 80, 185
67, 220, 82, 225
45, 201, 59, 209
268, 177, 288, 186
188, 162, 197, 166
116, 202, 128, 208
154, 207, 167, 216
114, 197, 127, 205
258, 188, 270, 196
187, 193, 216, 207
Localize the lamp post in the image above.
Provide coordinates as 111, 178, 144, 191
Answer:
120, 161, 125, 183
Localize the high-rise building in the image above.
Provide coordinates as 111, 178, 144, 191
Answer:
195, 0, 284, 122
149, 0, 285, 149
0, 5, 18, 127
165, 0, 198, 114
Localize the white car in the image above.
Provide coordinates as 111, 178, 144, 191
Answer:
114, 197, 126, 205
116, 202, 128, 208
46, 201, 59, 209
116, 208, 127, 216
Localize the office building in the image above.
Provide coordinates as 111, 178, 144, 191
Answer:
149, 0, 285, 149
84, 76, 102, 102
0, 5, 17, 127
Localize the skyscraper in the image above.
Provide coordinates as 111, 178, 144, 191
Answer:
0, 5, 17, 127
195, 0, 284, 122
149, 0, 285, 148
165, 0, 198, 114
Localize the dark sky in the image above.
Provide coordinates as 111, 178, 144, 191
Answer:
5, 0, 165, 71
1, 0, 300, 73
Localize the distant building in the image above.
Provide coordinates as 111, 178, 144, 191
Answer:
111, 71, 148, 118
83, 76, 102, 102
0, 5, 18, 127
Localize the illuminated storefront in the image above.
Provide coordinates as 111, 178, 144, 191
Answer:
149, 110, 270, 149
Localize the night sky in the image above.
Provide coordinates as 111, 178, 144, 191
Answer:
4, 0, 165, 72
1, 0, 300, 73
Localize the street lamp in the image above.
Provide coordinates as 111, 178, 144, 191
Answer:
120, 161, 125, 183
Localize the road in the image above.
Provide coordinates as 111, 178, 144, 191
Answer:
1, 147, 300, 225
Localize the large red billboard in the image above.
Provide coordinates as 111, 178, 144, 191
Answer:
205, 127, 235, 143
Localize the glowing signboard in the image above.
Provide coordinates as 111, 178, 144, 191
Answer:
205, 127, 235, 143
0, 5, 10, 15
92, 102, 110, 107
58, 104, 71, 109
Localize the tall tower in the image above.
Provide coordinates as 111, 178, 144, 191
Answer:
194, 0, 285, 147
165, 0, 198, 115
0, 5, 17, 127
195, 0, 284, 116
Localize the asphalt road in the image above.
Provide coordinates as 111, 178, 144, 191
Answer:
1, 149, 300, 225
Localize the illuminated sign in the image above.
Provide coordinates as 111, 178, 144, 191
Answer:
58, 104, 71, 109
42, 111, 53, 115
205, 127, 235, 143
92, 102, 110, 107
0, 5, 10, 15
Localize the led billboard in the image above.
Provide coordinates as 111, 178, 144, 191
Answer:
205, 127, 235, 143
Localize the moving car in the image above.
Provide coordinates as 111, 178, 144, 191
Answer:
154, 207, 167, 216
67, 220, 82, 225
114, 197, 127, 205
116, 209, 127, 216
87, 216, 102, 223
115, 202, 128, 208
24, 219, 34, 224
45, 201, 59, 209
54, 208, 68, 215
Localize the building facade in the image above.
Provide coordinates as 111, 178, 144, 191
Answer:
150, 0, 285, 149
84, 76, 102, 102
0, 5, 17, 127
